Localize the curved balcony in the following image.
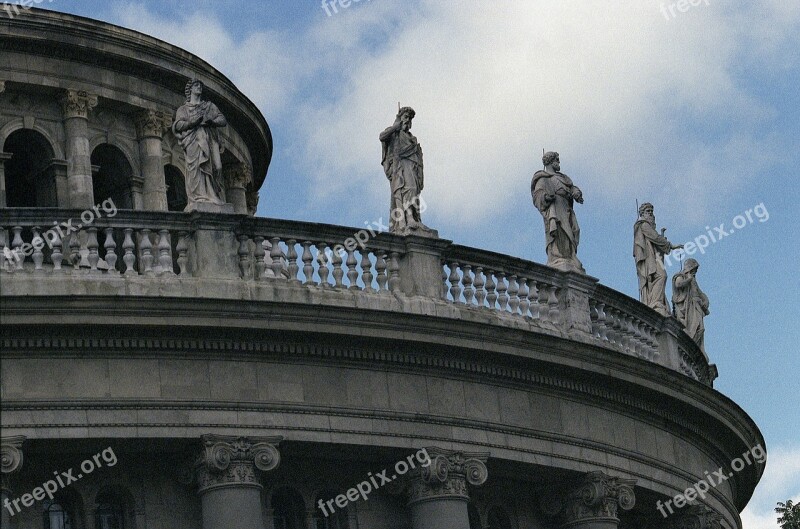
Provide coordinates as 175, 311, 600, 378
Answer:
0, 207, 715, 386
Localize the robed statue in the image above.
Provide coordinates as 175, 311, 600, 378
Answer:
633, 202, 683, 316
380, 106, 433, 235
531, 151, 585, 274
672, 258, 710, 351
172, 79, 229, 212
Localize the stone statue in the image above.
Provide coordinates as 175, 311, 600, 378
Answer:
633, 202, 683, 316
172, 79, 231, 213
672, 258, 709, 351
379, 106, 433, 236
531, 151, 585, 274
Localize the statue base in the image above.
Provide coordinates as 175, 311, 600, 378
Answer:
396, 222, 438, 239
546, 257, 586, 275
186, 202, 235, 214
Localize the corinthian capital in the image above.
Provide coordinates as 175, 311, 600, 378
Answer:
662, 505, 724, 529
1, 436, 25, 475
195, 434, 281, 493
135, 109, 171, 139
406, 448, 489, 505
59, 89, 99, 119
541, 471, 636, 527
224, 163, 253, 190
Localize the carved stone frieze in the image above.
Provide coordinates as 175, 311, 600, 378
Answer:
195, 434, 281, 494
59, 89, 98, 119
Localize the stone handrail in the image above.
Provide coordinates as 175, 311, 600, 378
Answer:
0, 208, 715, 386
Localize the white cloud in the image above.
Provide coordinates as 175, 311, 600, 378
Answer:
741, 444, 800, 529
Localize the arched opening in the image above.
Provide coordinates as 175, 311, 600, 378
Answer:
164, 164, 187, 212
468, 503, 483, 529
315, 490, 349, 529
3, 128, 57, 207
43, 490, 82, 529
91, 144, 133, 210
94, 486, 134, 529
487, 506, 513, 529
271, 487, 306, 529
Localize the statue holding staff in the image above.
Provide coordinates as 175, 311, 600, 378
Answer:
633, 202, 683, 316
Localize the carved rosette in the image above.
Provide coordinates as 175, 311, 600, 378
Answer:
1, 436, 25, 492
135, 109, 171, 139
542, 471, 636, 528
224, 163, 253, 190
406, 449, 489, 505
195, 435, 281, 494
663, 505, 724, 529
59, 89, 98, 119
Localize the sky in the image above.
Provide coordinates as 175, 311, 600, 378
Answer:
22, 1, 799, 527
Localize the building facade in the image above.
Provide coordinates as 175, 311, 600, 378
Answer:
0, 8, 764, 529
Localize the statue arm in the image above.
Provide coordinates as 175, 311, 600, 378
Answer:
204, 103, 227, 127
379, 122, 400, 142
173, 107, 201, 134
639, 222, 673, 251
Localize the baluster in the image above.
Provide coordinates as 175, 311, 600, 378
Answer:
270, 237, 283, 279
253, 236, 266, 280
647, 325, 659, 359
346, 248, 358, 289
11, 226, 24, 271
529, 280, 540, 320
518, 278, 530, 317
332, 247, 344, 288
103, 228, 117, 273
0, 228, 9, 273
537, 282, 550, 322
441, 260, 448, 299
86, 227, 99, 272
375, 253, 388, 292
497, 271, 509, 311
589, 300, 600, 338
31, 226, 44, 272
238, 234, 251, 279
611, 309, 623, 346
302, 241, 314, 285
262, 239, 275, 278
547, 285, 560, 323
140, 229, 154, 274
508, 275, 520, 315
51, 229, 64, 272
69, 229, 81, 272
157, 230, 173, 275
596, 302, 608, 341
449, 262, 463, 303
388, 252, 401, 292
175, 231, 189, 276
317, 242, 330, 287
286, 239, 300, 283
485, 270, 497, 309
624, 315, 636, 354
474, 267, 486, 307
361, 252, 374, 292
635, 321, 646, 358
122, 228, 136, 275
462, 264, 475, 305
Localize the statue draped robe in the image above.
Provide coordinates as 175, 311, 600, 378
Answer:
672, 267, 709, 351
531, 171, 584, 273
633, 219, 672, 316
172, 100, 227, 210
380, 125, 423, 232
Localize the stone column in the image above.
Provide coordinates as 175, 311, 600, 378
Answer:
135, 110, 170, 211
542, 471, 636, 529
1, 436, 25, 529
0, 152, 11, 207
195, 434, 281, 529
59, 89, 98, 209
223, 163, 252, 215
406, 448, 488, 529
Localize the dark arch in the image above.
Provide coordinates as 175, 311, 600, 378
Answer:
314, 490, 349, 529
3, 128, 57, 207
271, 487, 306, 529
164, 164, 187, 212
94, 485, 135, 529
43, 489, 83, 529
487, 506, 513, 529
91, 144, 133, 210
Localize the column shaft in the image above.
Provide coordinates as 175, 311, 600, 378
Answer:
60, 90, 98, 209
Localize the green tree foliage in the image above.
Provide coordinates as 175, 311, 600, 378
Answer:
776, 500, 800, 529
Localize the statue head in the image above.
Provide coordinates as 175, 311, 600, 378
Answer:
542, 151, 560, 171
638, 202, 655, 222
397, 106, 415, 131
683, 258, 699, 275
185, 79, 205, 102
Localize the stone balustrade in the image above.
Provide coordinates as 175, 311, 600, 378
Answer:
0, 208, 715, 386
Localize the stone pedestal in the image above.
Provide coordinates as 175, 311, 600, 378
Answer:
195, 435, 281, 529
541, 471, 636, 529
406, 449, 488, 529
399, 236, 451, 299
136, 110, 170, 211
562, 272, 600, 338
59, 89, 98, 209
